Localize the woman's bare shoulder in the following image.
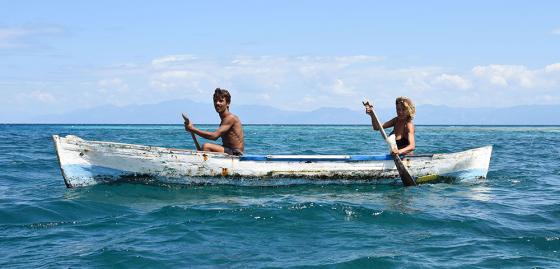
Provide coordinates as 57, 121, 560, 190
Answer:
406, 120, 415, 130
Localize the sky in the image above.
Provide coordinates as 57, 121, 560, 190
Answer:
1, 1, 559, 122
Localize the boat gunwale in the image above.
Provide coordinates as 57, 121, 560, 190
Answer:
56, 135, 491, 162
52, 135, 493, 187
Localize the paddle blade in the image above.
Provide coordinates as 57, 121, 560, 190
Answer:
181, 113, 190, 125
392, 155, 417, 186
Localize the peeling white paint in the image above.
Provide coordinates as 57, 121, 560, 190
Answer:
52, 135, 492, 188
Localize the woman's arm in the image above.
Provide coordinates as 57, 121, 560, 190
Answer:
367, 106, 395, 131
364, 103, 394, 130
373, 117, 395, 130
382, 118, 396, 129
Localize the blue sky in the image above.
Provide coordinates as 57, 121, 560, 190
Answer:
1, 1, 559, 122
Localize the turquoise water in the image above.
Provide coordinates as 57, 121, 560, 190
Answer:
1, 124, 559, 268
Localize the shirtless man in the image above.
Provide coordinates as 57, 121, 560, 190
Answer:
184, 88, 244, 155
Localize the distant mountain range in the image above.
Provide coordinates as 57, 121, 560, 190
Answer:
22, 99, 560, 125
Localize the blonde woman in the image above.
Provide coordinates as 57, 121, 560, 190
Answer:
365, 97, 416, 155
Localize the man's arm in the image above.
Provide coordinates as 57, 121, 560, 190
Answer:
186, 116, 235, 141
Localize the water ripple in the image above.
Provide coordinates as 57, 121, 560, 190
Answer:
1, 125, 559, 268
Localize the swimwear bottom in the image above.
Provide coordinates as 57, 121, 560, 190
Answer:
224, 147, 243, 156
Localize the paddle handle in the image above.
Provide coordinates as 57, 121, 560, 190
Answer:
190, 133, 201, 151
363, 101, 394, 152
182, 113, 202, 151
364, 100, 417, 186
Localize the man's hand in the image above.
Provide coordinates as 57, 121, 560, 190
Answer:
184, 121, 194, 132
182, 113, 194, 132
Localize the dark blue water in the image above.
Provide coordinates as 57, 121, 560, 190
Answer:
1, 125, 559, 268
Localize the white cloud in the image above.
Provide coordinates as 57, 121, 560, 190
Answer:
333, 55, 384, 67
397, 68, 442, 92
330, 79, 356, 96
14, 55, 558, 114
144, 55, 388, 108
258, 93, 271, 101
431, 74, 471, 90
472, 65, 537, 88
16, 90, 57, 103
32, 91, 56, 103
300, 95, 334, 108
141, 56, 560, 108
97, 78, 129, 93
0, 26, 63, 49
545, 63, 560, 73
158, 70, 196, 80
552, 28, 560, 35
151, 54, 198, 69
150, 70, 211, 94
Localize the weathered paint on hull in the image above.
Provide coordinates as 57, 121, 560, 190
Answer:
53, 135, 493, 188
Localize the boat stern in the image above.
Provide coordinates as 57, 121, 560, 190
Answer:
438, 145, 493, 181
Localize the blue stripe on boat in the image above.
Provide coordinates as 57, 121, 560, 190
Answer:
349, 155, 392, 161
62, 164, 125, 178
239, 155, 393, 162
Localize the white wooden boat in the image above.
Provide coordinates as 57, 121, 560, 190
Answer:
52, 135, 492, 187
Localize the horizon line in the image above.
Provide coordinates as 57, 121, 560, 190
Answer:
3, 123, 560, 127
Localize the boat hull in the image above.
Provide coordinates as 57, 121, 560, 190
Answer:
53, 135, 492, 187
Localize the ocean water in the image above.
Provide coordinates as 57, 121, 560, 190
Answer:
0, 124, 559, 268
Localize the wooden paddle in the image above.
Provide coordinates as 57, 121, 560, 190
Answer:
363, 101, 417, 186
182, 113, 202, 151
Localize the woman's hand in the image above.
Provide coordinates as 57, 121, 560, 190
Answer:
365, 105, 374, 115
362, 100, 374, 116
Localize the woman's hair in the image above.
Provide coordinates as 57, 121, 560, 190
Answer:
396, 96, 416, 120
